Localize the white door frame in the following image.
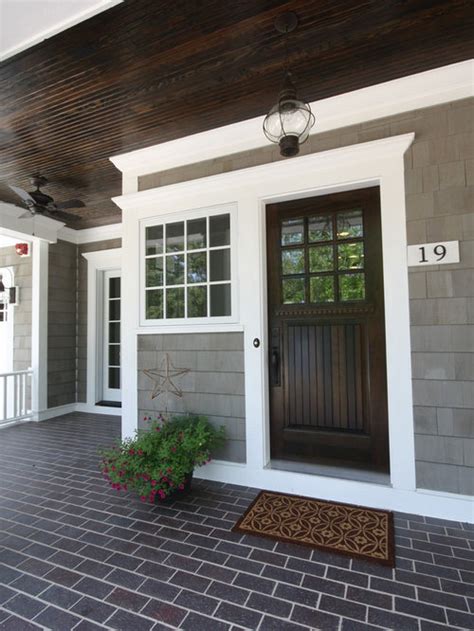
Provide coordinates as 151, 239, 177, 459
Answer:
82, 249, 121, 409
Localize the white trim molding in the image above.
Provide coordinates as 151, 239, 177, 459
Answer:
31, 240, 49, 420
110, 60, 473, 179
112, 135, 474, 519
0, 1, 123, 62
59, 222, 122, 245
82, 249, 122, 407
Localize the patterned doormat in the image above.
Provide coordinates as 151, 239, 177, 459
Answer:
233, 490, 395, 566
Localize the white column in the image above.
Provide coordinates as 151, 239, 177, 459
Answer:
31, 239, 49, 418
120, 208, 139, 439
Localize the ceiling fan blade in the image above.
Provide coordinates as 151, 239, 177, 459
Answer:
55, 199, 85, 210
45, 209, 81, 222
9, 185, 35, 204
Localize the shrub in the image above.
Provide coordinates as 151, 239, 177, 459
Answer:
99, 414, 225, 503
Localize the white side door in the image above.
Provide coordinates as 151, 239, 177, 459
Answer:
102, 270, 121, 403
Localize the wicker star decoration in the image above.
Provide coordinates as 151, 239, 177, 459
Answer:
142, 353, 190, 400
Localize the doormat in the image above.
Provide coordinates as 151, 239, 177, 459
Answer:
233, 490, 395, 566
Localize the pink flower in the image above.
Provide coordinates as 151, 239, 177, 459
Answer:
171, 447, 176, 453
140, 495, 146, 502
178, 484, 184, 490
155, 426, 160, 432
138, 450, 144, 456
151, 480, 157, 487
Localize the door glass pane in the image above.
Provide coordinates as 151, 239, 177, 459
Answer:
310, 276, 335, 303
340, 273, 365, 301
146, 257, 163, 287
210, 249, 230, 281
209, 214, 230, 247
187, 218, 207, 250
281, 218, 304, 245
337, 209, 363, 239
282, 278, 305, 304
146, 225, 163, 255
109, 299, 120, 321
166, 221, 185, 252
109, 322, 120, 343
187, 252, 207, 283
166, 287, 185, 318
309, 215, 332, 242
282, 249, 305, 275
338, 242, 364, 270
109, 277, 121, 298
109, 345, 120, 366
187, 286, 207, 317
210, 283, 231, 316
109, 367, 120, 389
309, 245, 333, 272
166, 254, 185, 285
146, 289, 163, 319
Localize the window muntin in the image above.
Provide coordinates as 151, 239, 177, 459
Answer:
280, 208, 366, 305
144, 212, 232, 320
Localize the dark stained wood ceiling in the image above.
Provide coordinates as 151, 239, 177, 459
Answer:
1, 0, 473, 229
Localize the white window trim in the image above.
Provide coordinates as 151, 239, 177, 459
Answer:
114, 133, 473, 523
139, 203, 239, 328
82, 249, 121, 407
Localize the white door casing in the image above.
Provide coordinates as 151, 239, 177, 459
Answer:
82, 249, 121, 409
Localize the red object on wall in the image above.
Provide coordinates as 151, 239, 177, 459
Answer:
15, 243, 29, 256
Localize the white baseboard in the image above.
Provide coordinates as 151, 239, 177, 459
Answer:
36, 403, 77, 421
34, 402, 121, 421
76, 402, 122, 416
194, 461, 474, 524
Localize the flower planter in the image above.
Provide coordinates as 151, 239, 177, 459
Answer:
155, 471, 193, 504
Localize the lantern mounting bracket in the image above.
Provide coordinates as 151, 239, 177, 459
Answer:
274, 12, 298, 34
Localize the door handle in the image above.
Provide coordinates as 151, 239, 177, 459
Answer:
271, 347, 280, 386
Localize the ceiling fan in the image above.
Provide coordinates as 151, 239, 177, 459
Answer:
8, 174, 84, 221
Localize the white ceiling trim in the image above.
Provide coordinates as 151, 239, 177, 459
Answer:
59, 222, 122, 245
110, 59, 473, 178
0, 0, 123, 62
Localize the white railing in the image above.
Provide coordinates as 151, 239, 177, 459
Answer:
0, 369, 33, 426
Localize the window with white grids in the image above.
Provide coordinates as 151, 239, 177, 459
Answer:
142, 208, 235, 322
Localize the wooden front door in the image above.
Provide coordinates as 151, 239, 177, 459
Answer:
266, 187, 389, 472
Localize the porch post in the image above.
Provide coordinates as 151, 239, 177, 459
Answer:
31, 239, 49, 419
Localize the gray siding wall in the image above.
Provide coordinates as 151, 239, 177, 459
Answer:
0, 245, 32, 371
137, 333, 245, 463
48, 239, 77, 408
139, 98, 474, 496
77, 239, 122, 402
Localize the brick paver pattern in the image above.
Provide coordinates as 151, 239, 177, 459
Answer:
0, 413, 473, 630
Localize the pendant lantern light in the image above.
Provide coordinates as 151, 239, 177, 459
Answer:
263, 12, 315, 157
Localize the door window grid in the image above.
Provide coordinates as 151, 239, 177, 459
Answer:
107, 277, 120, 390
144, 213, 232, 320
280, 209, 366, 305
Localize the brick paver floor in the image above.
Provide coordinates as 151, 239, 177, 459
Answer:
0, 413, 473, 630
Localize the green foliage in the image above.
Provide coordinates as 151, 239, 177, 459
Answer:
99, 414, 225, 503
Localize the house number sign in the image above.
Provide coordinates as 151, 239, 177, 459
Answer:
407, 240, 460, 267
